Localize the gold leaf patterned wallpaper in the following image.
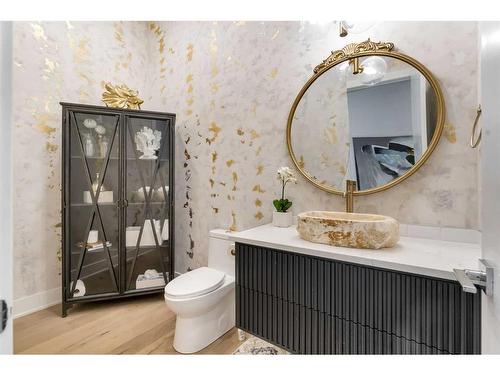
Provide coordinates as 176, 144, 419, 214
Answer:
145, 21, 479, 275
12, 21, 479, 301
12, 21, 150, 300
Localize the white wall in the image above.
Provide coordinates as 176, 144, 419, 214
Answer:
479, 21, 500, 354
0, 21, 14, 353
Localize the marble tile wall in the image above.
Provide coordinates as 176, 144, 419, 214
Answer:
12, 21, 479, 299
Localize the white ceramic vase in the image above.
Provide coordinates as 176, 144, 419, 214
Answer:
272, 211, 293, 228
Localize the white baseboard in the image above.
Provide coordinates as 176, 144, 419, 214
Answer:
14, 287, 61, 319
13, 272, 180, 319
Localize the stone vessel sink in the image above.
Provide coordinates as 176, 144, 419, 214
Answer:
297, 211, 399, 249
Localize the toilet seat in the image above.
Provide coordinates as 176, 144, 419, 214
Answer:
165, 267, 225, 299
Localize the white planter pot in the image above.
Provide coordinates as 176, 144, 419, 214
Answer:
272, 211, 293, 228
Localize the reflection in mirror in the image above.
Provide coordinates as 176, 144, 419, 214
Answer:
290, 55, 438, 192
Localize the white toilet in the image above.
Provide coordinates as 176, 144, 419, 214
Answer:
164, 229, 235, 353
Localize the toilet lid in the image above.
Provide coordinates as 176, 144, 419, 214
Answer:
165, 267, 225, 299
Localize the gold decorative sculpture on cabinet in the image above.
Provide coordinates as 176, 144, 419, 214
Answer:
101, 82, 144, 110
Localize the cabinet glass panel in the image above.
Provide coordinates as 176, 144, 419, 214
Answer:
68, 111, 120, 298
125, 116, 170, 291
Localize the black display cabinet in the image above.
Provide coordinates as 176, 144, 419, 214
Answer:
60, 102, 175, 317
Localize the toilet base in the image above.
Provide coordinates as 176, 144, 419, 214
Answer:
172, 288, 235, 354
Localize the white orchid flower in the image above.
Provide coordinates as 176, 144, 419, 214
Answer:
83, 118, 97, 129
274, 166, 297, 213
277, 166, 297, 184
95, 125, 106, 135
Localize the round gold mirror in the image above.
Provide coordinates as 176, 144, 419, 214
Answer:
286, 39, 445, 196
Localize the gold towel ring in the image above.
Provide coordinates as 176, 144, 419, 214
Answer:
470, 105, 482, 148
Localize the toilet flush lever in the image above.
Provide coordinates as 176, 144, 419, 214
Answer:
230, 244, 236, 256
453, 259, 494, 296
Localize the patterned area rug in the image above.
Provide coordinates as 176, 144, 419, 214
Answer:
233, 335, 290, 355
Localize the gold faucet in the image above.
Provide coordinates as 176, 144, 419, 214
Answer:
344, 180, 356, 213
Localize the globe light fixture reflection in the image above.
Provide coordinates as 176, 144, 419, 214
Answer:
359, 56, 388, 85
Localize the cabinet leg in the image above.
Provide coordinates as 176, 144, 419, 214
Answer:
62, 303, 68, 318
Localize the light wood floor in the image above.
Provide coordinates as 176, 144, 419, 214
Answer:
14, 294, 243, 354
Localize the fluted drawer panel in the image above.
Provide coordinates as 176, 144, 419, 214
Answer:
324, 262, 481, 353
235, 243, 481, 354
236, 286, 448, 354
238, 243, 319, 307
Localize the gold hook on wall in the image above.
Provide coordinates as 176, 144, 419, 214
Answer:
470, 105, 482, 148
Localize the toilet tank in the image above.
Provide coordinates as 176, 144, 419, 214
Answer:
208, 229, 235, 277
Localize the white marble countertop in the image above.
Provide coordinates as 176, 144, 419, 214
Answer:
224, 224, 481, 281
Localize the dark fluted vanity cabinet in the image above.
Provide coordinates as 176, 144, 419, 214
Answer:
235, 243, 481, 354
61, 103, 175, 317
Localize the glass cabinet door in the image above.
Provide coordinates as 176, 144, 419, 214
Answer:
124, 115, 171, 292
68, 110, 120, 299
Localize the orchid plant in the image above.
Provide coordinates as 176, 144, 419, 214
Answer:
273, 167, 297, 213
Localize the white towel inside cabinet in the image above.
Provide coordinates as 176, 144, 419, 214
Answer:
126, 219, 168, 247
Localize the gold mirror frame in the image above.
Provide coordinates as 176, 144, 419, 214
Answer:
286, 39, 446, 196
